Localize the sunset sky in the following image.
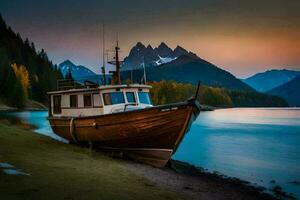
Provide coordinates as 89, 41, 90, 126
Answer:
0, 0, 299, 78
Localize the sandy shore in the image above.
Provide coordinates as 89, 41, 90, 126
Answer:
0, 122, 284, 200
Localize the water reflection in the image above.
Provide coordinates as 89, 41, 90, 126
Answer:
173, 108, 300, 198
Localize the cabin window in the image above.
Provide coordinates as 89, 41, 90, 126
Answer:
84, 94, 92, 107
93, 94, 102, 107
126, 92, 136, 103
103, 92, 125, 105
138, 92, 151, 104
53, 95, 61, 114
70, 95, 77, 108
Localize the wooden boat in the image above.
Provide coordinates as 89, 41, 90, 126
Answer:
48, 43, 201, 167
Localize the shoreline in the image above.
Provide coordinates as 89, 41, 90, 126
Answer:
1, 122, 293, 200
169, 160, 296, 200
121, 158, 287, 200
0, 99, 47, 112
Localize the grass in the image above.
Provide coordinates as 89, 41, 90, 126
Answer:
0, 123, 184, 200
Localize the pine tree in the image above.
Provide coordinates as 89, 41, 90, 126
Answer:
0, 13, 63, 105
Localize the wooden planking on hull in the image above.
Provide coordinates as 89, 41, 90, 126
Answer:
48, 100, 200, 167
49, 104, 193, 145
90, 111, 190, 147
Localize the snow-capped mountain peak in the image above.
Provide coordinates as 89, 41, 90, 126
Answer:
122, 42, 196, 71
155, 55, 177, 65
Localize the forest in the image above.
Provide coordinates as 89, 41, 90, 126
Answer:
0, 14, 63, 108
149, 80, 288, 107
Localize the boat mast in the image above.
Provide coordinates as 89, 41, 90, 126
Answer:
101, 23, 106, 85
111, 40, 121, 85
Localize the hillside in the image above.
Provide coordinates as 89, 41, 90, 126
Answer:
242, 69, 300, 92
0, 14, 63, 107
121, 54, 254, 92
268, 75, 300, 106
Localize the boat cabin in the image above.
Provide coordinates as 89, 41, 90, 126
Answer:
47, 84, 152, 117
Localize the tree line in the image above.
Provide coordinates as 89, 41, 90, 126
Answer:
149, 80, 288, 107
0, 14, 63, 108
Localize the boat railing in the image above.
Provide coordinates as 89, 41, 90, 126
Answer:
56, 75, 112, 90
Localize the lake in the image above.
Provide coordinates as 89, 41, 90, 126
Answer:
1, 108, 300, 198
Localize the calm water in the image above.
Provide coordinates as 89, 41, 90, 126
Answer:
1, 108, 300, 198
174, 108, 300, 198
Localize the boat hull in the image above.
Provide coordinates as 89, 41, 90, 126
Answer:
48, 100, 200, 167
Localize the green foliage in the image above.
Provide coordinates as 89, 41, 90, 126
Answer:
149, 80, 233, 107
227, 90, 288, 107
0, 14, 63, 107
11, 78, 26, 108
150, 81, 194, 105
200, 87, 233, 107
149, 80, 288, 107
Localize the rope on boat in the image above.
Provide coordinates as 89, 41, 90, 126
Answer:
70, 118, 79, 144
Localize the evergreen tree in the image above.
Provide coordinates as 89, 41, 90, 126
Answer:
11, 78, 26, 108
0, 13, 63, 107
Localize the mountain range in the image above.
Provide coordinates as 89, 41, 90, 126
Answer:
268, 75, 300, 106
242, 69, 300, 92
121, 42, 253, 91
57, 43, 299, 107
121, 42, 197, 71
58, 43, 252, 92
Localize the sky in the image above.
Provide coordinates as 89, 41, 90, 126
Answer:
0, 0, 299, 78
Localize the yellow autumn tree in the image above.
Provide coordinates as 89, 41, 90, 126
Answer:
11, 63, 30, 99
149, 80, 233, 107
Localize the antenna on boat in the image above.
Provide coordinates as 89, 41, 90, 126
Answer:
142, 56, 147, 84
101, 23, 106, 85
109, 36, 121, 85
131, 68, 133, 83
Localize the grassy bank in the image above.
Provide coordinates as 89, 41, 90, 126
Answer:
0, 123, 183, 200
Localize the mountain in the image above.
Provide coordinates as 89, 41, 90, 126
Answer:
58, 60, 96, 78
121, 42, 191, 70
268, 75, 300, 106
242, 69, 300, 92
173, 45, 189, 57
121, 54, 254, 91
0, 14, 63, 107
58, 60, 112, 85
